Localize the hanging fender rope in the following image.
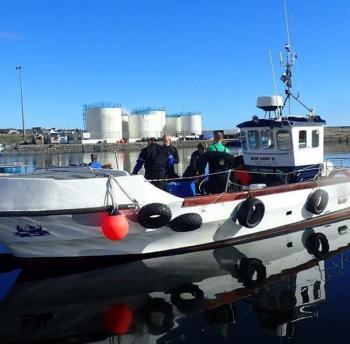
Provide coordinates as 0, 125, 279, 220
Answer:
106, 175, 139, 211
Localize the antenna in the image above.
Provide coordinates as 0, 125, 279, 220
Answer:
283, 0, 291, 50
269, 49, 282, 118
280, 0, 298, 116
279, 0, 314, 116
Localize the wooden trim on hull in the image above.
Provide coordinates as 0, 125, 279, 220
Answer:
12, 207, 350, 273
183, 177, 349, 206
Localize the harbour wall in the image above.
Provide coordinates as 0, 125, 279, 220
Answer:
2, 126, 350, 155
2, 140, 203, 155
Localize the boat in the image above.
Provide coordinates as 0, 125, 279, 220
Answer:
0, 162, 28, 174
1, 39, 350, 263
0, 218, 349, 342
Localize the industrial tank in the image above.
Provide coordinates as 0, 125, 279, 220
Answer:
180, 112, 202, 136
131, 107, 166, 139
121, 114, 129, 139
128, 115, 140, 140
165, 115, 182, 136
84, 102, 122, 142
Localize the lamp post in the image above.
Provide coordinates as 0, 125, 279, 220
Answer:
16, 65, 25, 142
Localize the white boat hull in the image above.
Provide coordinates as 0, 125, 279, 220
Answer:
1, 170, 350, 259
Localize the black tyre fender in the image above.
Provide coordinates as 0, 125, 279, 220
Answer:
239, 258, 266, 288
305, 232, 329, 259
170, 283, 205, 314
141, 298, 174, 335
169, 213, 202, 232
305, 189, 329, 215
138, 203, 172, 229
236, 197, 265, 228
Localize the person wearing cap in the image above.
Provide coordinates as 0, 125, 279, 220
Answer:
132, 137, 168, 190
88, 153, 102, 169
162, 134, 179, 179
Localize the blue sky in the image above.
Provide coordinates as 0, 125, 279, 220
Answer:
0, 0, 349, 129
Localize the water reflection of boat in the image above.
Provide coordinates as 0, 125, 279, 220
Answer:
1, 218, 350, 343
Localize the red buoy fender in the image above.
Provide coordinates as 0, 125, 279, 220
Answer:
104, 303, 133, 334
102, 210, 129, 240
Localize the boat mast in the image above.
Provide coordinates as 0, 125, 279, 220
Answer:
280, 0, 314, 116
280, 0, 297, 117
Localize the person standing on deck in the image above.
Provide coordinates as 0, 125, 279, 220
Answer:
162, 134, 179, 179
183, 142, 206, 178
132, 138, 168, 190
198, 132, 233, 193
207, 131, 229, 153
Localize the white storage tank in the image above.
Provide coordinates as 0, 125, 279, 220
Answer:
180, 112, 202, 136
132, 107, 166, 139
84, 102, 122, 142
165, 115, 182, 136
128, 115, 140, 140
121, 114, 129, 139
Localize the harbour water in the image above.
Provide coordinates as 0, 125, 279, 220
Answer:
0, 143, 350, 343
1, 142, 350, 175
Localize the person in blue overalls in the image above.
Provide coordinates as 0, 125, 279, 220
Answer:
162, 134, 179, 179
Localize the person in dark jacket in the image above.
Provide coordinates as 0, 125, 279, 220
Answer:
132, 138, 168, 190
198, 150, 234, 194
183, 142, 206, 178
162, 134, 179, 179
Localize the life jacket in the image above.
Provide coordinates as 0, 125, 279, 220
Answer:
234, 170, 252, 186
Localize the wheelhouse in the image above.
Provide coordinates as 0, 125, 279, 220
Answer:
237, 96, 326, 183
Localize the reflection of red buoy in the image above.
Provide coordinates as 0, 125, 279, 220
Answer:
102, 210, 129, 240
104, 303, 133, 334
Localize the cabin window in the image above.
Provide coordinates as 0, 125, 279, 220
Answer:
299, 130, 307, 148
248, 130, 259, 149
277, 130, 292, 151
312, 130, 319, 147
261, 130, 274, 149
240, 131, 247, 151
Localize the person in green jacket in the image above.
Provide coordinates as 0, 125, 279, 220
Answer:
198, 132, 234, 193
207, 132, 228, 153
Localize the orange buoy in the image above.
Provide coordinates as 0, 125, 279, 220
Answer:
104, 303, 133, 334
102, 210, 129, 240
